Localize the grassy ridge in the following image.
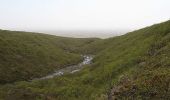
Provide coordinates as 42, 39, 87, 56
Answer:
0, 20, 170, 100
110, 21, 170, 99
0, 30, 99, 83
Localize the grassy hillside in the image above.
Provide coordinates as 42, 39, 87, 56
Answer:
0, 20, 170, 100
0, 30, 99, 83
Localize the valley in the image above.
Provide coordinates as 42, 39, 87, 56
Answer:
0, 20, 170, 100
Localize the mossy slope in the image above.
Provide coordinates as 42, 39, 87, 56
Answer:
0, 20, 170, 100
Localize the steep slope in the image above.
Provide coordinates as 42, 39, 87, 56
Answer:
0, 30, 99, 83
0, 20, 170, 100
108, 21, 170, 99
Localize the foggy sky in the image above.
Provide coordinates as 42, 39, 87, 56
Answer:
0, 0, 170, 37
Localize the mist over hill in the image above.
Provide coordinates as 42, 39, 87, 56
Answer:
0, 0, 170, 99
7, 29, 129, 39
43, 30, 129, 38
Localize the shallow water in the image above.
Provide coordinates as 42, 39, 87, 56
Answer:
36, 55, 93, 80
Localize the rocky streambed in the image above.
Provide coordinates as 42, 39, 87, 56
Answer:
35, 55, 93, 80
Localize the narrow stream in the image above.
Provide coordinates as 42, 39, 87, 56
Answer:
36, 55, 93, 80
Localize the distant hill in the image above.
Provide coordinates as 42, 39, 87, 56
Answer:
0, 20, 170, 100
0, 30, 99, 83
